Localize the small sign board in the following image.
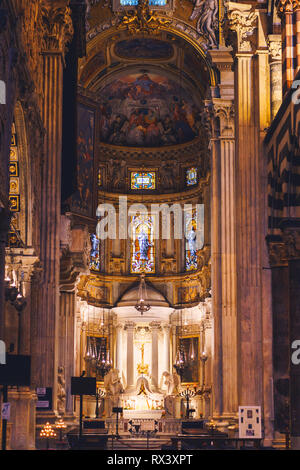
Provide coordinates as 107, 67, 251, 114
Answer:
36, 387, 53, 411
71, 377, 96, 396
239, 406, 262, 439
112, 407, 123, 414
1, 403, 10, 420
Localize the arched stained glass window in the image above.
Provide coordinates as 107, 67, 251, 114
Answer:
186, 167, 197, 187
131, 172, 156, 190
131, 214, 155, 273
185, 209, 198, 271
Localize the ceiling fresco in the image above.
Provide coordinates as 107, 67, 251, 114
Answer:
114, 37, 174, 59
97, 70, 203, 147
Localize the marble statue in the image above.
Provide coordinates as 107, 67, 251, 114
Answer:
162, 371, 181, 396
104, 368, 124, 396
190, 0, 218, 49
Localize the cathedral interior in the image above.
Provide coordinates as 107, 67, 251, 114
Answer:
1, 0, 300, 451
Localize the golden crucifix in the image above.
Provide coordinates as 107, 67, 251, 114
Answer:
137, 343, 149, 375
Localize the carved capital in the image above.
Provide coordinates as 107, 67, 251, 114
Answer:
125, 321, 136, 330
41, 2, 73, 53
225, 2, 258, 52
276, 0, 294, 16
212, 100, 235, 137
149, 321, 161, 330
268, 35, 282, 61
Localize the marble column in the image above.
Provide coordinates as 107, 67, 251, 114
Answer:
31, 1, 73, 411
208, 47, 237, 418
59, 291, 76, 415
125, 322, 135, 391
150, 321, 161, 391
163, 325, 171, 374
116, 324, 123, 373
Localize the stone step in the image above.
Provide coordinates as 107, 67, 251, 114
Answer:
109, 438, 172, 451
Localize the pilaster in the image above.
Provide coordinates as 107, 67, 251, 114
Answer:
32, 0, 73, 413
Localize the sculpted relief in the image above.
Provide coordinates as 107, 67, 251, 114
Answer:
190, 0, 219, 49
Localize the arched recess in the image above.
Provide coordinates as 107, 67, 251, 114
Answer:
11, 101, 33, 247
81, 24, 218, 89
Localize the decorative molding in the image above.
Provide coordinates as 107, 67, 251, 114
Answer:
119, 0, 172, 35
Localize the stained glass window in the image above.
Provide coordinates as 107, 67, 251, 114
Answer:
90, 234, 100, 271
120, 0, 167, 4
131, 214, 155, 273
186, 167, 197, 187
8, 123, 22, 247
185, 209, 198, 271
131, 172, 156, 190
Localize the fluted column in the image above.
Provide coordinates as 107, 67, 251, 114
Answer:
32, 1, 73, 409
212, 101, 237, 417
150, 321, 161, 391
125, 322, 136, 390
228, 3, 264, 407
208, 47, 236, 418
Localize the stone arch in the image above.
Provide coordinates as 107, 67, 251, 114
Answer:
84, 22, 218, 88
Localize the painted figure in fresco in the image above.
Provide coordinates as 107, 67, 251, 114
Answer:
190, 0, 218, 49
138, 230, 151, 260
108, 114, 126, 145
98, 72, 203, 147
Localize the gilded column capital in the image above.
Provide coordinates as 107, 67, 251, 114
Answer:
225, 2, 258, 53
149, 321, 161, 330
125, 321, 136, 330
41, 1, 73, 53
